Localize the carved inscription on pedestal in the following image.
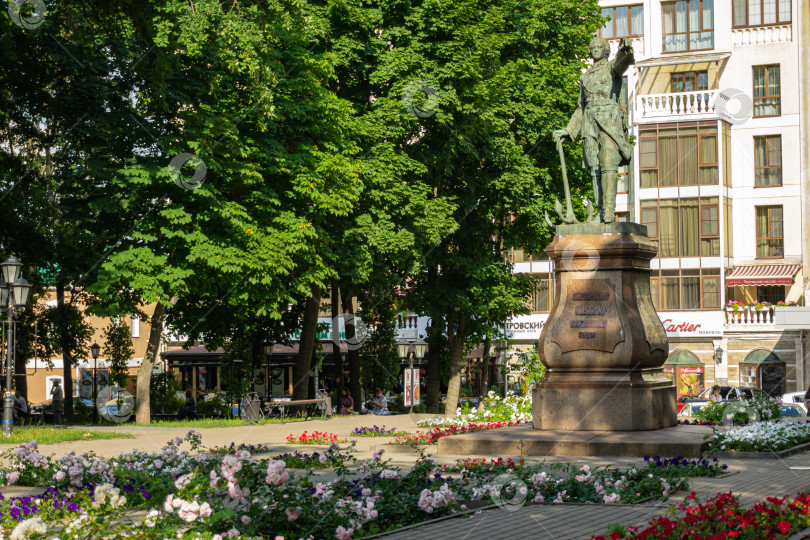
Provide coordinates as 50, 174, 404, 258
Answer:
549, 279, 625, 354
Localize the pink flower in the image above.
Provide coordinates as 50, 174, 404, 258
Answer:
241, 515, 251, 525
336, 526, 354, 540
285, 506, 301, 522
6, 472, 20, 485
55, 471, 66, 482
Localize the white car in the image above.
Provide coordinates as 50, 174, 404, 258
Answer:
781, 392, 809, 413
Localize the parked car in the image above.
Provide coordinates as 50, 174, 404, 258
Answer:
695, 385, 769, 402
677, 394, 699, 414
779, 404, 808, 418
678, 401, 709, 417
781, 392, 809, 413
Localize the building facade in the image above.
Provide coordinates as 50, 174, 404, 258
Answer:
509, 0, 810, 398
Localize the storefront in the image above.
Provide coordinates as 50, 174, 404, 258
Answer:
663, 350, 705, 398
739, 349, 786, 397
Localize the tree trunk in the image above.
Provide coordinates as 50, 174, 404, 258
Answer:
55, 283, 74, 422
331, 284, 343, 395
425, 319, 444, 414
293, 285, 321, 401
478, 335, 491, 411
444, 314, 469, 417
341, 290, 362, 409
135, 302, 167, 424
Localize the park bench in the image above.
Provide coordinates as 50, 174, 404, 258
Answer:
265, 398, 332, 424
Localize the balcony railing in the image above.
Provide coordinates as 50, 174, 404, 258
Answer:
636, 90, 719, 122
732, 24, 792, 47
725, 306, 774, 327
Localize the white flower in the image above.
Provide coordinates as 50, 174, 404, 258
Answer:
11, 516, 47, 540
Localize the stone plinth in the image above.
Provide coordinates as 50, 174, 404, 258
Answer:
437, 423, 711, 457
533, 222, 677, 431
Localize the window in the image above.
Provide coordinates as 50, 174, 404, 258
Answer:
662, 0, 714, 52
641, 197, 719, 257
670, 71, 708, 93
733, 0, 791, 26
639, 123, 718, 188
754, 135, 782, 186
131, 315, 140, 338
510, 249, 547, 263
649, 268, 720, 310
753, 65, 780, 117
531, 274, 554, 312
757, 286, 787, 304
755, 206, 783, 258
599, 5, 644, 38
618, 165, 629, 193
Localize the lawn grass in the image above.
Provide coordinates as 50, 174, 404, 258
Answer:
0, 427, 134, 445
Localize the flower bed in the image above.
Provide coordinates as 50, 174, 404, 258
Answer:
593, 491, 810, 539
206, 442, 274, 455
275, 449, 343, 468
351, 425, 405, 437
705, 420, 810, 453
418, 391, 531, 428
392, 421, 525, 445
0, 433, 727, 539
285, 431, 348, 445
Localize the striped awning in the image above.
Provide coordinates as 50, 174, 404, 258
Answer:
727, 264, 800, 287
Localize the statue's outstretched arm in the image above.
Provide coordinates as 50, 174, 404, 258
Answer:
612, 37, 636, 76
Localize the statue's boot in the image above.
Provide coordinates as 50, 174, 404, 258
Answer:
591, 170, 602, 219
601, 173, 618, 223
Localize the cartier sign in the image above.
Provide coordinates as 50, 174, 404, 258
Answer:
657, 311, 723, 337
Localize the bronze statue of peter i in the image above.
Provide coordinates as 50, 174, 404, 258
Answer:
554, 37, 635, 223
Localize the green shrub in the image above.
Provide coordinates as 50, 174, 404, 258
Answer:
696, 398, 780, 424
197, 393, 232, 418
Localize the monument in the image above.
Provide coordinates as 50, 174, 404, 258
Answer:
533, 36, 677, 431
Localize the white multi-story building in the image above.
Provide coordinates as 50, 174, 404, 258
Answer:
508, 0, 810, 399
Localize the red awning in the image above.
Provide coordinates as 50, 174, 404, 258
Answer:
727, 264, 800, 287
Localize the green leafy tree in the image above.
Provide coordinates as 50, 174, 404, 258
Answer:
102, 319, 135, 389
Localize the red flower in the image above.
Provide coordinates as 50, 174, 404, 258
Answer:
609, 532, 623, 540
777, 521, 790, 534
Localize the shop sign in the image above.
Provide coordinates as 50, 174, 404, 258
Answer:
657, 311, 723, 337
505, 314, 549, 340
291, 317, 348, 341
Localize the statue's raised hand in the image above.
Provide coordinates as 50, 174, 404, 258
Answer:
553, 129, 569, 143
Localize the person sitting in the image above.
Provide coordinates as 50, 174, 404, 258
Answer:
338, 389, 354, 415
12, 390, 29, 423
368, 388, 389, 416
177, 389, 197, 420
709, 385, 722, 402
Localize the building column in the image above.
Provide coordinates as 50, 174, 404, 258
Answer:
713, 337, 729, 385
800, 0, 810, 302
794, 334, 804, 393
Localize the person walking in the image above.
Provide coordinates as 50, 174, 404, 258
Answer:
50, 380, 64, 424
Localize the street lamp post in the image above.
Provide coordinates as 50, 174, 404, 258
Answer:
263, 341, 274, 400
0, 256, 31, 437
412, 339, 426, 411
396, 339, 413, 414
90, 343, 100, 424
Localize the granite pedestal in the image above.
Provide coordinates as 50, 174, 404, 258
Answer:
533, 222, 677, 432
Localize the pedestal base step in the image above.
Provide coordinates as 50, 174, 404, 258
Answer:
436, 424, 712, 458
